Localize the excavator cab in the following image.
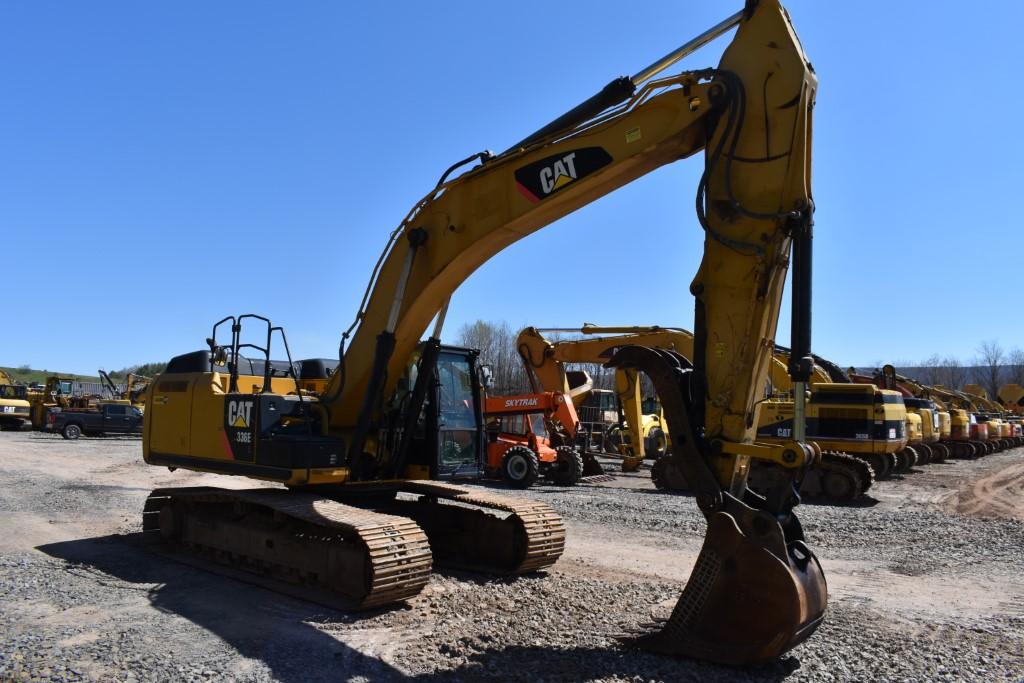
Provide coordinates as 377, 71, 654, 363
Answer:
401, 345, 487, 481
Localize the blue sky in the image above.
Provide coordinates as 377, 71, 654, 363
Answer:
3, 1, 1022, 374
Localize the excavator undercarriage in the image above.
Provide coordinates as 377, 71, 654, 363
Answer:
143, 481, 564, 610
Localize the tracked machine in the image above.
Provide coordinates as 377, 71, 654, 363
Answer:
143, 1, 826, 664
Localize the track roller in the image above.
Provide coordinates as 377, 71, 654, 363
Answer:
893, 447, 917, 474
930, 443, 949, 463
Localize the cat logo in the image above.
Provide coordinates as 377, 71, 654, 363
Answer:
514, 147, 612, 203
539, 152, 578, 194
227, 400, 253, 429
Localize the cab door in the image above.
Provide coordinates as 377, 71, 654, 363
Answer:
433, 351, 484, 479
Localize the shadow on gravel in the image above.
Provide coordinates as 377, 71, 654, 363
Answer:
407, 644, 800, 683
803, 495, 879, 509
37, 533, 408, 682
36, 535, 805, 683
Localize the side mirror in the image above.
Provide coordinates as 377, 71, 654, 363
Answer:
480, 364, 494, 388
206, 337, 229, 366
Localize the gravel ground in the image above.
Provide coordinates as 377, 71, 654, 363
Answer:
0, 431, 1022, 682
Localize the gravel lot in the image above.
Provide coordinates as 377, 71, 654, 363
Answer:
0, 431, 1022, 682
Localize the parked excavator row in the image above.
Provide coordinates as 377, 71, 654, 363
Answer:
517, 326, 1024, 502
139, 0, 826, 665
518, 325, 877, 503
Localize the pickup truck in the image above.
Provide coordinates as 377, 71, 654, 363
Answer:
49, 402, 144, 439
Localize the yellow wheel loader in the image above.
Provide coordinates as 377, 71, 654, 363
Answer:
142, 1, 827, 664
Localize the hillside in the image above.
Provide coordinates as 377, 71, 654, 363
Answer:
1, 361, 167, 386
1, 367, 101, 384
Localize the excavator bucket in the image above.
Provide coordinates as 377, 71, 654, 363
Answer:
608, 345, 827, 664
625, 504, 826, 664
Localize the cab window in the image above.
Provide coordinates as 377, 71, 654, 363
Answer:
503, 414, 526, 435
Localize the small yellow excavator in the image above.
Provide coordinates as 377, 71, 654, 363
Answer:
143, 1, 825, 663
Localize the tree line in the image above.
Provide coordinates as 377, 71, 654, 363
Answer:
455, 320, 1024, 400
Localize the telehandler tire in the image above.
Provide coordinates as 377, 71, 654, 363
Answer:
502, 446, 539, 489
549, 446, 584, 486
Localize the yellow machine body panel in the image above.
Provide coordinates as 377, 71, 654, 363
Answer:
758, 384, 907, 455
144, 372, 352, 487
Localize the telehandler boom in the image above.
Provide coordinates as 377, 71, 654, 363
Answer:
143, 0, 823, 664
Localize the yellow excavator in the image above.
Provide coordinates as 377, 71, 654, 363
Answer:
0, 369, 31, 430
142, 1, 824, 664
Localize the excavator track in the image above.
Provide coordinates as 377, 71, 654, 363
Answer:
748, 451, 872, 503
142, 487, 433, 610
930, 442, 949, 463
893, 447, 917, 474
853, 452, 893, 480
388, 481, 565, 574
813, 451, 873, 500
